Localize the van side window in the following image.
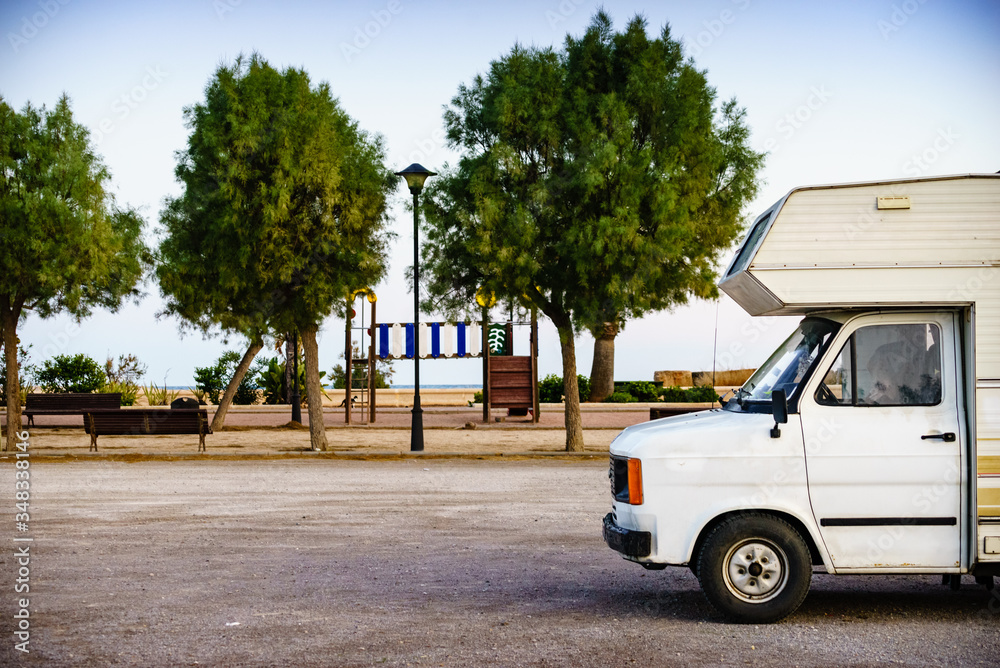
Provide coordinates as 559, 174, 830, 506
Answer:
815, 339, 853, 405
815, 324, 941, 407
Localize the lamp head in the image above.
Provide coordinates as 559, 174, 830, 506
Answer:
395, 163, 436, 195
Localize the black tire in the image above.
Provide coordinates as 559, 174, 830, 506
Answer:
697, 513, 812, 623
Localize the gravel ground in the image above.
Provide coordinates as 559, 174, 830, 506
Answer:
0, 459, 997, 667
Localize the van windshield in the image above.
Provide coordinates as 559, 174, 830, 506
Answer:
731, 318, 839, 409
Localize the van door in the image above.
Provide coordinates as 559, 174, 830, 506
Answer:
800, 312, 964, 570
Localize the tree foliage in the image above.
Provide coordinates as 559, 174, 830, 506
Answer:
0, 95, 150, 449
421, 13, 764, 442
157, 54, 394, 445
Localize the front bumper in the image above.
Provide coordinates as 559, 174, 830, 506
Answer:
602, 512, 651, 559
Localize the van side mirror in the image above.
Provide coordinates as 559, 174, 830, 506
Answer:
770, 389, 788, 438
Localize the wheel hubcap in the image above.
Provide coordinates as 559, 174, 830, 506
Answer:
724, 540, 787, 602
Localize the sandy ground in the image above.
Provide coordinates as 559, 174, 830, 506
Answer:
6, 405, 671, 458
0, 460, 996, 667
19, 425, 620, 458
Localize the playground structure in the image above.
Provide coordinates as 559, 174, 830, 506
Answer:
343, 290, 539, 424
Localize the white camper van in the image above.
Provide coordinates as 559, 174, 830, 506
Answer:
603, 173, 1000, 623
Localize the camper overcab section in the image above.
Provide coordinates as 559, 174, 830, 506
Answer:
603, 173, 1000, 623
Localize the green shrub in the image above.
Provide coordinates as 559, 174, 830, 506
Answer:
657, 385, 687, 402
472, 391, 483, 403
258, 357, 288, 405
657, 385, 721, 403
195, 351, 264, 405
143, 382, 180, 406
538, 374, 590, 403
188, 387, 208, 405
606, 391, 637, 403
621, 381, 658, 402
193, 363, 226, 405
685, 385, 722, 403
103, 354, 146, 405
538, 374, 563, 403
37, 353, 105, 393
104, 379, 139, 406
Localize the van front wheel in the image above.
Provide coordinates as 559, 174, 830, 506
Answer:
697, 513, 811, 623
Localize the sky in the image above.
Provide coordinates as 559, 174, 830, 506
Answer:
2, 0, 999, 388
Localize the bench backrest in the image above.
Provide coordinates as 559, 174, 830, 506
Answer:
26, 393, 121, 411
83, 409, 210, 436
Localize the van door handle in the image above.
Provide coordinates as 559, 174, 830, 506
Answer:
921, 432, 956, 442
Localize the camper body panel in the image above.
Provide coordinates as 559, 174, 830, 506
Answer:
604, 174, 999, 622
608, 410, 829, 569
717, 174, 999, 566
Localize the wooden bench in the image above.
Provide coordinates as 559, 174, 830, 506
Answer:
82, 409, 212, 452
24, 393, 121, 426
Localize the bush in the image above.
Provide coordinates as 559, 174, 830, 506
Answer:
538, 374, 563, 403
657, 385, 722, 403
658, 385, 687, 402
37, 353, 105, 393
258, 356, 309, 405
143, 382, 180, 406
685, 385, 722, 403
621, 381, 658, 402
103, 354, 146, 405
195, 351, 264, 406
606, 391, 637, 403
538, 374, 590, 403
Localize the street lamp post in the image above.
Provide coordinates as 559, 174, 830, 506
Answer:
395, 163, 436, 452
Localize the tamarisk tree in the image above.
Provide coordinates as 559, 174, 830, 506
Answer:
421, 13, 763, 449
157, 54, 393, 450
0, 95, 149, 451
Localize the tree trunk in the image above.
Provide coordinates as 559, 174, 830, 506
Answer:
284, 335, 295, 404
1, 300, 23, 452
301, 324, 328, 451
556, 321, 585, 452
588, 321, 618, 402
210, 338, 263, 432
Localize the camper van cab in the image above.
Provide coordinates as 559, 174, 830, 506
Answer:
603, 174, 1000, 623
